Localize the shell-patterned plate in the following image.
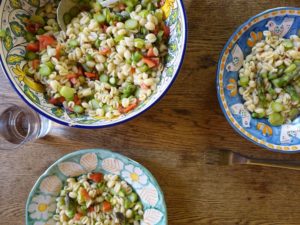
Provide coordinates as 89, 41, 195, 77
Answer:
26, 149, 167, 225
0, 0, 187, 128
217, 7, 300, 152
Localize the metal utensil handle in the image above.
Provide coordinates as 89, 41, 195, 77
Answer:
247, 158, 300, 171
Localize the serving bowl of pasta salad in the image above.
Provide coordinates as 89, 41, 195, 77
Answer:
217, 7, 300, 152
0, 0, 187, 128
26, 149, 167, 225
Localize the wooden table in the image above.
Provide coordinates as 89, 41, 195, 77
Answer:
3, 1, 300, 224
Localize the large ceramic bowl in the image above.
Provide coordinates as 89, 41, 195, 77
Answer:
217, 7, 300, 153
26, 149, 167, 225
0, 0, 187, 128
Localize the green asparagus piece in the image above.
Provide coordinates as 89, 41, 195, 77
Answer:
285, 86, 300, 102
268, 72, 278, 80
289, 108, 300, 120
284, 63, 297, 73
257, 77, 266, 102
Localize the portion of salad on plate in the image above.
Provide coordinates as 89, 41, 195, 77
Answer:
53, 172, 144, 225
20, 0, 170, 119
238, 31, 300, 126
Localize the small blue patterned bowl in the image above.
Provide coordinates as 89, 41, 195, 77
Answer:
0, 0, 187, 128
217, 7, 300, 153
26, 149, 167, 225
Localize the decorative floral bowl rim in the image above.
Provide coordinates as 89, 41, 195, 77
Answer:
26, 148, 167, 225
0, 0, 188, 129
216, 7, 300, 153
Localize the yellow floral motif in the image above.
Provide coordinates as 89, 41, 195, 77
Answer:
247, 31, 263, 48
12, 64, 44, 93
257, 122, 273, 136
226, 78, 237, 97
161, 0, 175, 19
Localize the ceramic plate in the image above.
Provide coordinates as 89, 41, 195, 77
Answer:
0, 0, 187, 128
26, 149, 167, 225
217, 7, 300, 152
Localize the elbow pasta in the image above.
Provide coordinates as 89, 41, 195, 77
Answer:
23, 0, 169, 119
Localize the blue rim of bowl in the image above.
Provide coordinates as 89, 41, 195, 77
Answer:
216, 7, 300, 154
25, 148, 168, 225
0, 1, 188, 129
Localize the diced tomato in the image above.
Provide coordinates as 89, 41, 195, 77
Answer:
26, 42, 40, 52
56, 44, 61, 59
67, 73, 78, 80
89, 173, 103, 183
74, 95, 81, 105
84, 72, 97, 78
147, 48, 156, 57
26, 23, 40, 34
130, 67, 136, 74
99, 47, 111, 55
102, 201, 112, 212
80, 188, 90, 201
74, 213, 82, 221
88, 206, 95, 212
163, 23, 170, 38
151, 57, 160, 66
119, 103, 138, 114
142, 57, 157, 68
77, 66, 84, 76
32, 59, 40, 70
49, 97, 65, 105
38, 35, 56, 51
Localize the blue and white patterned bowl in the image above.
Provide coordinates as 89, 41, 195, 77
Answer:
0, 0, 187, 128
217, 7, 300, 153
26, 149, 167, 225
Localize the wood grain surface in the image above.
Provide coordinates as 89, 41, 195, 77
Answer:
2, 1, 300, 224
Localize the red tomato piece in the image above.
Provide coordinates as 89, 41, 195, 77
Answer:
26, 42, 40, 52
77, 66, 84, 76
142, 57, 156, 68
74, 95, 81, 105
26, 23, 40, 34
130, 67, 136, 74
56, 44, 61, 59
88, 206, 95, 212
147, 48, 156, 57
163, 23, 170, 38
31, 59, 40, 70
67, 74, 78, 80
102, 201, 112, 212
49, 97, 65, 105
89, 173, 104, 183
84, 72, 97, 78
80, 188, 90, 201
38, 35, 56, 51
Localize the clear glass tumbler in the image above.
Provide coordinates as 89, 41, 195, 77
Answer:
0, 103, 51, 149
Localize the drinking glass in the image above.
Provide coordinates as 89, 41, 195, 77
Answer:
0, 103, 51, 149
